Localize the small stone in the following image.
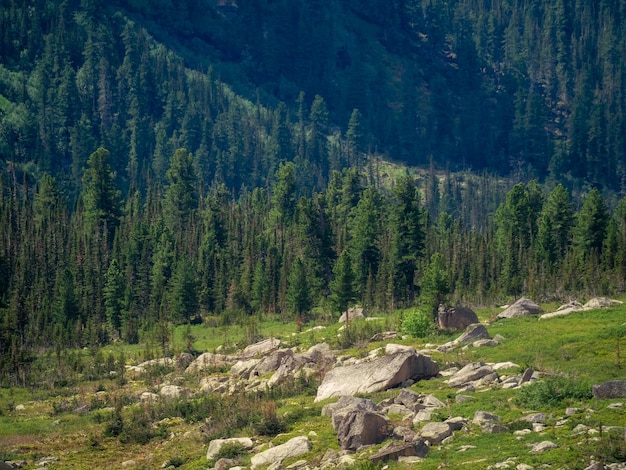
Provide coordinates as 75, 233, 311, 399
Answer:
565, 407, 580, 416
608, 402, 624, 409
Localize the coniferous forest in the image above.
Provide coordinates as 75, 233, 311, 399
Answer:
2, 0, 626, 383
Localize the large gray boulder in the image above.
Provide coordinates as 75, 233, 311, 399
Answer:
497, 298, 543, 319
336, 410, 389, 450
447, 362, 497, 388
250, 436, 311, 470
438, 306, 479, 330
315, 351, 439, 402
420, 422, 452, 444
321, 396, 378, 430
592, 380, 626, 399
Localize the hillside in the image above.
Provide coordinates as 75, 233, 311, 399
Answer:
0, 301, 624, 469
2, 0, 626, 189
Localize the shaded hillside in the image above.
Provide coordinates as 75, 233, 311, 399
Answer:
2, 0, 626, 192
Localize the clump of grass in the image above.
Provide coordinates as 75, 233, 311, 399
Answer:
514, 376, 592, 408
216, 441, 247, 460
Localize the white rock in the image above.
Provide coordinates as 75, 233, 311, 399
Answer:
206, 437, 254, 461
531, 441, 558, 453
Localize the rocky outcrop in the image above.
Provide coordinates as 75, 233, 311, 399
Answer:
437, 306, 479, 330
497, 298, 543, 319
315, 351, 439, 402
592, 380, 626, 399
447, 362, 498, 388
321, 396, 378, 430
185, 352, 234, 374
241, 338, 281, 359
250, 436, 311, 470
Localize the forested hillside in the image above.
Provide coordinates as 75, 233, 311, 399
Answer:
2, 0, 626, 384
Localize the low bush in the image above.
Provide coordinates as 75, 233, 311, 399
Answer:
514, 376, 592, 408
401, 309, 436, 338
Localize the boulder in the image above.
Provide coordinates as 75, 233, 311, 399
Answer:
299, 343, 334, 364
185, 352, 233, 374
584, 297, 623, 309
369, 441, 429, 464
252, 349, 298, 377
395, 388, 422, 408
242, 338, 280, 359
321, 396, 378, 430
420, 422, 452, 444
339, 307, 366, 323
206, 437, 254, 461
315, 351, 439, 402
447, 363, 497, 388
250, 436, 311, 470
438, 324, 491, 351
159, 384, 189, 401
438, 306, 479, 330
531, 441, 558, 453
385, 343, 416, 355
497, 298, 543, 319
592, 380, 626, 399
472, 411, 501, 425
336, 410, 389, 450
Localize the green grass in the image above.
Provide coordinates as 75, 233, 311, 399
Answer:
0, 303, 624, 469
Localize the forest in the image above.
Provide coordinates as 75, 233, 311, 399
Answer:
2, 0, 626, 384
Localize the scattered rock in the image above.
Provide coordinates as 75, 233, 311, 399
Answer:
522, 413, 546, 423
384, 343, 416, 355
339, 307, 366, 323
315, 351, 439, 402
185, 352, 233, 374
593, 380, 626, 399
369, 441, 429, 464
447, 363, 497, 388
583, 297, 623, 309
336, 410, 389, 450
420, 422, 452, 444
531, 441, 558, 453
437, 306, 479, 330
14, 404, 25, 411
250, 436, 311, 470
473, 411, 501, 424
497, 298, 543, 319
159, 384, 189, 401
206, 437, 254, 461
121, 461, 136, 469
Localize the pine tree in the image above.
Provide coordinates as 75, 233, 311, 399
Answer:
81, 147, 121, 238
330, 250, 357, 317
286, 257, 312, 327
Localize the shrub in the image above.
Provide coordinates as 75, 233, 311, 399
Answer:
216, 441, 247, 460
514, 376, 592, 408
401, 309, 435, 338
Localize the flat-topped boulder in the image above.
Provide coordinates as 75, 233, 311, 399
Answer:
583, 297, 623, 309
497, 297, 543, 319
339, 307, 366, 323
315, 351, 439, 402
241, 338, 281, 359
